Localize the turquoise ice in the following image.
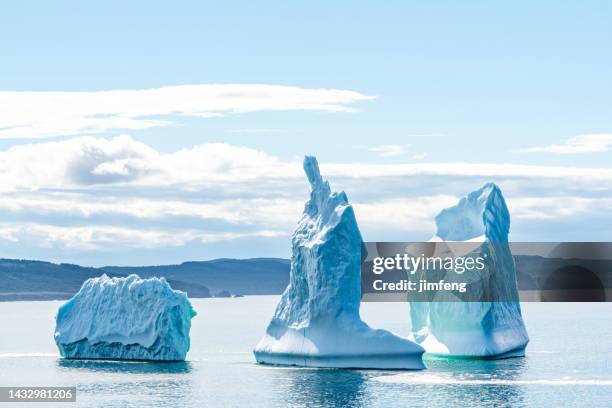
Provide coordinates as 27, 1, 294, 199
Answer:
410, 183, 529, 358
254, 156, 424, 369
54, 274, 196, 361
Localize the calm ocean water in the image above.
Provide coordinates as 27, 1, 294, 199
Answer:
0, 297, 611, 407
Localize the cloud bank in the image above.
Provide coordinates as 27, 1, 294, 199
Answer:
1, 135, 611, 263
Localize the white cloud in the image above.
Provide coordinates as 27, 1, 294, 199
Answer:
515, 134, 612, 154
508, 197, 612, 220
368, 144, 411, 157
0, 223, 286, 251
0, 194, 302, 228
0, 135, 162, 189
0, 135, 300, 192
0, 84, 374, 139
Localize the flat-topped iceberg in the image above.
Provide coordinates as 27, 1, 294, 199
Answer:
410, 183, 529, 358
54, 274, 196, 361
254, 156, 425, 369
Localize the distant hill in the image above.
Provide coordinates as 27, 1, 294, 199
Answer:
0, 258, 290, 301
0, 259, 106, 301
103, 258, 290, 295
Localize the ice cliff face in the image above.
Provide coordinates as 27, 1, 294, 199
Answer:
254, 156, 424, 369
54, 274, 196, 361
410, 183, 529, 358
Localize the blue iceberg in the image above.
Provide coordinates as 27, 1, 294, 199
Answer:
254, 156, 425, 369
410, 183, 529, 358
54, 274, 196, 361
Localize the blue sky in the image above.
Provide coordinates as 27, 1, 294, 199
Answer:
0, 2, 611, 265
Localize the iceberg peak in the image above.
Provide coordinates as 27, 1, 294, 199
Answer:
303, 155, 339, 211
435, 182, 509, 242
303, 155, 323, 188
254, 156, 424, 369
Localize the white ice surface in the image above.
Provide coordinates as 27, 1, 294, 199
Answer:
54, 274, 196, 361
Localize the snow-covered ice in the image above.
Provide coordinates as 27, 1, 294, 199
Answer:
410, 183, 529, 358
254, 156, 425, 369
54, 274, 196, 361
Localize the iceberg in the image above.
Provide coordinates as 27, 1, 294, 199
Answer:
254, 156, 425, 369
410, 183, 529, 358
54, 274, 196, 361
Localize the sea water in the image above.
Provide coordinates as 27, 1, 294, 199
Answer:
0, 297, 611, 407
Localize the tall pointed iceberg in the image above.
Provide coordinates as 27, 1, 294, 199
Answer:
254, 156, 425, 369
410, 183, 529, 358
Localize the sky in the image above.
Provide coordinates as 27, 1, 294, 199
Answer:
0, 1, 611, 265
